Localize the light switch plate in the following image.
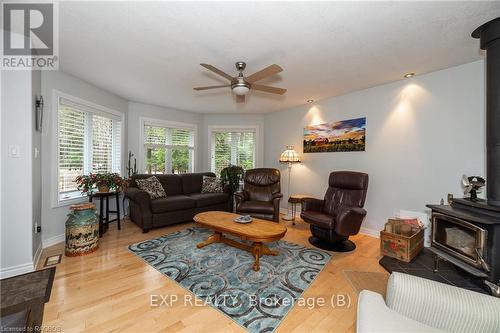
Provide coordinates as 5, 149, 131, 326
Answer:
8, 145, 20, 158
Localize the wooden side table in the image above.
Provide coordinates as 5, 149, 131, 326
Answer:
89, 191, 121, 237
288, 194, 312, 225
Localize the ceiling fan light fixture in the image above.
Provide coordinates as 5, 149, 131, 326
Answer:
231, 82, 250, 96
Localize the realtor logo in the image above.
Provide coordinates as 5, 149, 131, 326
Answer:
1, 1, 58, 69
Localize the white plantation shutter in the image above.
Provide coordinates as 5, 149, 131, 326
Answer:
91, 115, 122, 173
58, 106, 86, 198
92, 115, 113, 173
171, 128, 192, 147
211, 129, 256, 176
57, 97, 123, 202
143, 123, 195, 174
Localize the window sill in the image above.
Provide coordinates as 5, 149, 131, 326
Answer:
52, 196, 88, 209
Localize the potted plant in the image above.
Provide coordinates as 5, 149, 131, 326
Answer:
75, 172, 128, 195
220, 165, 244, 211
220, 165, 244, 194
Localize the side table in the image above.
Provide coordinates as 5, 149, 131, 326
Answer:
288, 194, 312, 225
89, 191, 121, 237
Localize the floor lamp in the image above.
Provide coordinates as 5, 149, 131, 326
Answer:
279, 145, 301, 221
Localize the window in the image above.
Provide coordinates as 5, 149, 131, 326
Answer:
210, 128, 256, 176
57, 96, 122, 202
142, 121, 195, 174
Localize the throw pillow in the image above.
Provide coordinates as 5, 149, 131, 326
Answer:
135, 176, 167, 199
201, 176, 224, 193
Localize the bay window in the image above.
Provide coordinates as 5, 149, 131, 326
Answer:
142, 120, 196, 174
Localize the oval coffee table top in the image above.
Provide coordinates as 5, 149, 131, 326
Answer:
194, 211, 287, 243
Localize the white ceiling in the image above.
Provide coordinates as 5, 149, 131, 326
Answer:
59, 1, 500, 114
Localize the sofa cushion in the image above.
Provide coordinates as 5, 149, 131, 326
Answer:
131, 174, 183, 195
301, 210, 335, 229
158, 175, 183, 195
188, 193, 229, 207
151, 195, 196, 213
135, 176, 167, 199
201, 176, 224, 193
237, 201, 275, 215
180, 172, 215, 194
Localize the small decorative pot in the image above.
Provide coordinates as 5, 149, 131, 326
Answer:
65, 203, 99, 257
98, 185, 110, 193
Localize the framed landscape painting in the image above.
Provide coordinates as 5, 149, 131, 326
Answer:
303, 117, 366, 153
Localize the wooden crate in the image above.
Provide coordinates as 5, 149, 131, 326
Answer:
380, 228, 424, 262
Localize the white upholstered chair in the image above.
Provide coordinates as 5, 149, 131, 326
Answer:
356, 272, 500, 333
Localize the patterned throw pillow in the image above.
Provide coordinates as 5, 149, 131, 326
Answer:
201, 176, 223, 193
135, 176, 167, 199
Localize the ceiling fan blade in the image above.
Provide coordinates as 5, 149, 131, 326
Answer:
200, 64, 234, 81
193, 85, 230, 91
236, 95, 245, 103
245, 64, 283, 83
251, 84, 287, 95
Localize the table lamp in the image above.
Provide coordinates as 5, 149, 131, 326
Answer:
279, 145, 301, 220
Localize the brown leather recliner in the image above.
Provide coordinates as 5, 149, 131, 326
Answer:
301, 171, 369, 252
235, 168, 283, 222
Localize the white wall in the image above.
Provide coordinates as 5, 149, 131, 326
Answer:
264, 61, 486, 234
127, 102, 203, 173
1, 70, 36, 277
201, 114, 265, 172
32, 70, 42, 259
41, 71, 128, 245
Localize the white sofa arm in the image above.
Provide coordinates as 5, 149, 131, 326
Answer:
386, 272, 500, 333
357, 290, 443, 333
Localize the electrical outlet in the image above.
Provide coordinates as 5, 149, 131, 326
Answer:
37, 226, 42, 233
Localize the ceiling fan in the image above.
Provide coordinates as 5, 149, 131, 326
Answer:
194, 61, 286, 102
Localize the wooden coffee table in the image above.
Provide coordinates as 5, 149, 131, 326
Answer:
194, 211, 287, 271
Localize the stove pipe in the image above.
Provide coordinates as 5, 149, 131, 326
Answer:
472, 17, 500, 206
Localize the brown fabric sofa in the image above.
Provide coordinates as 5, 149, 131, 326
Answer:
234, 168, 282, 222
125, 172, 231, 232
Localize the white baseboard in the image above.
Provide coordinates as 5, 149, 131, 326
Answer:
43, 234, 65, 248
359, 227, 379, 238
0, 262, 34, 279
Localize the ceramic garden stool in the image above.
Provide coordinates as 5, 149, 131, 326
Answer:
65, 203, 99, 257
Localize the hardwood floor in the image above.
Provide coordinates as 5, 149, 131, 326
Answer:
39, 217, 386, 333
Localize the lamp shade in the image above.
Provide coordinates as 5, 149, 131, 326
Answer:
232, 85, 250, 96
279, 145, 301, 163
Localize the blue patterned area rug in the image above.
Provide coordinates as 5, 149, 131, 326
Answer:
128, 227, 332, 333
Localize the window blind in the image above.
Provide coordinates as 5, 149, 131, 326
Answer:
58, 105, 86, 197
57, 97, 122, 201
211, 130, 256, 176
143, 123, 195, 174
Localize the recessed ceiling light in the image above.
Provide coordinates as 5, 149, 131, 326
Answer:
404, 73, 415, 78
307, 99, 314, 103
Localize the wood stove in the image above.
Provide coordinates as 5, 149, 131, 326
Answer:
427, 200, 500, 296
431, 213, 487, 270
427, 17, 500, 297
